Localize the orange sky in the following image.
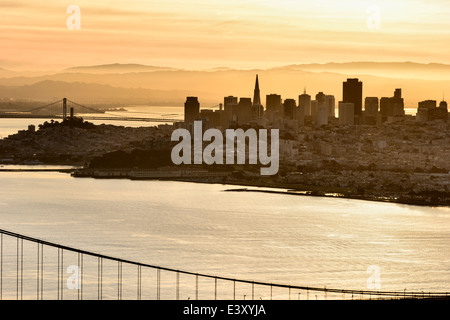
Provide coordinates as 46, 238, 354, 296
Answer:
1, 0, 450, 70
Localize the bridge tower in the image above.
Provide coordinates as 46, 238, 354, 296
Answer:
63, 98, 67, 119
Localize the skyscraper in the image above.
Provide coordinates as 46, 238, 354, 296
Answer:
339, 102, 355, 125
364, 97, 379, 125
266, 94, 282, 113
380, 89, 405, 120
317, 103, 328, 126
253, 74, 262, 107
283, 99, 296, 119
299, 89, 312, 116
251, 74, 264, 121
237, 97, 252, 124
343, 78, 363, 120
365, 97, 379, 117
316, 92, 335, 117
184, 96, 200, 124
224, 96, 238, 122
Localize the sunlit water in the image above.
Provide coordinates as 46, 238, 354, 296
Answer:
0, 171, 449, 300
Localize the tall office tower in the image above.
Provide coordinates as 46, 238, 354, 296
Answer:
364, 97, 379, 125
224, 95, 238, 107
343, 78, 363, 119
224, 96, 238, 124
365, 97, 379, 117
325, 95, 336, 117
310, 100, 318, 119
283, 99, 297, 120
266, 94, 282, 113
297, 103, 305, 126
439, 100, 448, 112
317, 103, 328, 126
438, 100, 449, 120
237, 97, 253, 124
339, 102, 355, 125
299, 89, 312, 116
184, 96, 200, 124
380, 89, 405, 119
316, 92, 326, 105
316, 92, 335, 117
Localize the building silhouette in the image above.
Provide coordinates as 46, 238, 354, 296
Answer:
266, 94, 282, 113
299, 89, 312, 116
317, 103, 328, 126
417, 99, 448, 122
380, 89, 405, 121
364, 97, 379, 125
343, 78, 363, 122
339, 102, 355, 125
253, 75, 262, 107
224, 96, 238, 125
252, 75, 264, 122
184, 96, 200, 124
283, 99, 296, 120
265, 93, 281, 123
237, 97, 253, 124
310, 100, 318, 120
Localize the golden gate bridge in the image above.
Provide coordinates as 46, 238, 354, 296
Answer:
0, 228, 448, 300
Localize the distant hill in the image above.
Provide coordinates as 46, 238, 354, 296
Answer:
63, 63, 180, 74
1, 62, 450, 108
272, 62, 450, 81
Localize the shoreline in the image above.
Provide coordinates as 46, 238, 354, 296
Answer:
1, 166, 448, 207
69, 168, 450, 208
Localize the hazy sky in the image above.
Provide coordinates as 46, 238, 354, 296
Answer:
1, 0, 450, 70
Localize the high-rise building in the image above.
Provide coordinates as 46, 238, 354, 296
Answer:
224, 96, 238, 125
380, 89, 405, 120
363, 97, 379, 125
339, 102, 355, 125
299, 89, 312, 116
297, 103, 305, 126
266, 94, 282, 113
184, 96, 200, 124
365, 97, 379, 117
316, 92, 335, 118
317, 103, 328, 126
283, 99, 296, 120
253, 74, 262, 107
224, 96, 238, 107
237, 97, 252, 124
251, 75, 264, 121
325, 95, 336, 117
343, 78, 363, 120
310, 100, 318, 119
417, 99, 448, 122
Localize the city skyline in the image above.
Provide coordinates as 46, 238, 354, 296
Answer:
183, 74, 447, 126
